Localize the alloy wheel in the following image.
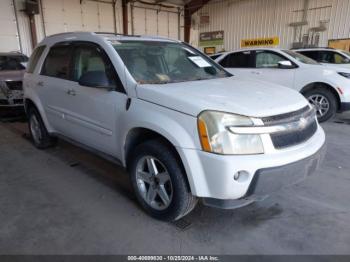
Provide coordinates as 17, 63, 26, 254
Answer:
30, 114, 42, 145
308, 94, 330, 118
135, 156, 173, 210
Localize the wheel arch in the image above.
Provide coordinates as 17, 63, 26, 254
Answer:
124, 127, 193, 192
24, 98, 54, 133
300, 82, 341, 110
24, 98, 37, 113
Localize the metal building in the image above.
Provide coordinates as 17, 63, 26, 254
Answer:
0, 0, 186, 56
190, 0, 350, 53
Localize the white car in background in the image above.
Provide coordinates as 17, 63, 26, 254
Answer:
294, 48, 350, 69
212, 48, 350, 122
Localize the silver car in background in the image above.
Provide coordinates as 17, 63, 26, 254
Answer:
0, 52, 28, 116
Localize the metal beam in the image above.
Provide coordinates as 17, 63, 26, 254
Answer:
184, 0, 210, 43
122, 0, 129, 34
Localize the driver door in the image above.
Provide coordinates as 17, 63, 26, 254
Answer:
64, 42, 127, 156
252, 50, 296, 89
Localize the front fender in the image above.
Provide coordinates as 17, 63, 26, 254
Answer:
119, 99, 200, 166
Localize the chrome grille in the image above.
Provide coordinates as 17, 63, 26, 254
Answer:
270, 120, 318, 149
263, 106, 318, 149
5, 81, 23, 90
262, 106, 310, 125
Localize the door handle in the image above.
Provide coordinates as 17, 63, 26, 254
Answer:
66, 89, 76, 96
37, 81, 44, 87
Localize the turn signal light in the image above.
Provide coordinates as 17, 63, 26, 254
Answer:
198, 118, 212, 152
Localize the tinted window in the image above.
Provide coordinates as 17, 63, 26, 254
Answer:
318, 51, 350, 64
219, 51, 252, 68
255, 51, 287, 68
72, 43, 124, 92
210, 54, 221, 60
282, 50, 318, 65
27, 46, 46, 73
0, 54, 28, 71
298, 51, 319, 61
41, 45, 72, 80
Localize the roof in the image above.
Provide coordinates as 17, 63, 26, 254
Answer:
42, 31, 180, 45
293, 47, 336, 51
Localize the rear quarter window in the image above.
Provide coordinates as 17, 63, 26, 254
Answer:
27, 46, 46, 73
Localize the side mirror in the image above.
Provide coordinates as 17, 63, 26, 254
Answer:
278, 60, 295, 69
78, 71, 114, 90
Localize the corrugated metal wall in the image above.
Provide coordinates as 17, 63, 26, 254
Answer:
191, 0, 350, 51
128, 1, 184, 40
0, 0, 183, 55
0, 0, 21, 53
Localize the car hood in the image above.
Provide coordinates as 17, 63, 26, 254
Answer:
0, 70, 25, 81
136, 77, 309, 117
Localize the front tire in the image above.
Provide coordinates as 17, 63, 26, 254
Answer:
27, 107, 57, 149
128, 140, 197, 221
304, 88, 337, 122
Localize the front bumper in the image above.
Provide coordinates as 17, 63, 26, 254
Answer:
0, 103, 25, 117
179, 124, 325, 202
202, 143, 326, 209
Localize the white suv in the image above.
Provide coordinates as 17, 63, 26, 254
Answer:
294, 48, 350, 68
212, 48, 350, 122
24, 32, 325, 221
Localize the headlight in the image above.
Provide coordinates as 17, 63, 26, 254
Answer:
198, 111, 264, 155
338, 72, 350, 78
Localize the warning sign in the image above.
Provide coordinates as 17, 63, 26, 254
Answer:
241, 37, 279, 48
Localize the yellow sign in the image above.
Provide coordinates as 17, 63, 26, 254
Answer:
241, 37, 279, 48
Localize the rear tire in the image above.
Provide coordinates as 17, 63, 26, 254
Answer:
27, 107, 57, 149
128, 139, 197, 221
304, 88, 337, 123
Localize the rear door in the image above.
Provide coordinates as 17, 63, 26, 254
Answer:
35, 43, 76, 133
218, 51, 254, 78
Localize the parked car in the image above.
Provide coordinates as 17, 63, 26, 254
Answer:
294, 48, 350, 68
0, 52, 28, 116
212, 48, 350, 122
24, 32, 325, 221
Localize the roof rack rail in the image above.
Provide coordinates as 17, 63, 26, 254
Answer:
94, 32, 141, 37
291, 47, 335, 50
47, 31, 92, 38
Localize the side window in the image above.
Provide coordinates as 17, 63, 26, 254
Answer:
219, 51, 252, 68
72, 43, 124, 93
41, 45, 72, 80
298, 51, 319, 61
255, 51, 287, 68
27, 45, 46, 73
334, 52, 349, 64
319, 51, 349, 64
319, 51, 334, 63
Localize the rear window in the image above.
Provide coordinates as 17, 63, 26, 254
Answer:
219, 51, 252, 68
297, 51, 320, 61
209, 54, 222, 60
27, 46, 46, 73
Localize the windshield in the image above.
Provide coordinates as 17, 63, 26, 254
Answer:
0, 55, 28, 71
112, 41, 230, 84
282, 50, 319, 65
